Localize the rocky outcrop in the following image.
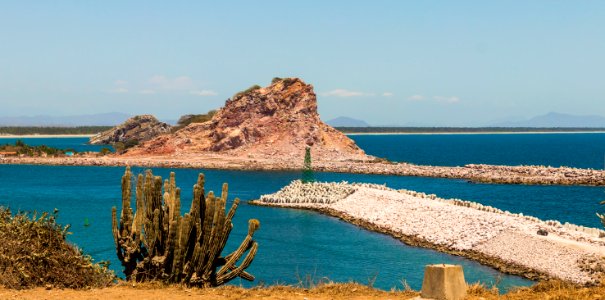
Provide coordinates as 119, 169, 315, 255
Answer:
126, 78, 371, 162
89, 115, 171, 145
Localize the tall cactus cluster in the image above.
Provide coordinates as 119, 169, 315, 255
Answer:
111, 167, 259, 287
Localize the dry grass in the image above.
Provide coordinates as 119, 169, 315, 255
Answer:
466, 279, 605, 299
0, 208, 115, 289
0, 281, 419, 300
1, 278, 605, 299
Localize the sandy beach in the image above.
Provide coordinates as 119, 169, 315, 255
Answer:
253, 181, 605, 284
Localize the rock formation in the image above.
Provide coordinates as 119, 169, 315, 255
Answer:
89, 115, 171, 145
126, 78, 371, 162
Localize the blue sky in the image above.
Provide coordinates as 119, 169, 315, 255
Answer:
0, 1, 604, 126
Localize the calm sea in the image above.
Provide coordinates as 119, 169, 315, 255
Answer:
1, 133, 604, 291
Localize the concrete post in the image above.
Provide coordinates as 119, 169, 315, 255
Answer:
420, 264, 467, 300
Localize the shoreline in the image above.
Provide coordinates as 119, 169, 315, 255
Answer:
0, 134, 94, 138
250, 201, 549, 282
252, 181, 605, 285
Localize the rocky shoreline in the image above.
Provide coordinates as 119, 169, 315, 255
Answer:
252, 181, 605, 285
1, 155, 605, 186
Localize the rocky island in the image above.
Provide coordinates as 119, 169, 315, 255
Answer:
2, 77, 605, 186
89, 114, 172, 146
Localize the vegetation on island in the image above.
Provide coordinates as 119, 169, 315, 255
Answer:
172, 110, 218, 132
0, 140, 76, 157
0, 208, 114, 289
0, 126, 111, 136
233, 84, 261, 99
112, 139, 138, 154
112, 167, 259, 287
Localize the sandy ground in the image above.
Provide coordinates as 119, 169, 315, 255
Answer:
0, 284, 416, 300
256, 181, 605, 284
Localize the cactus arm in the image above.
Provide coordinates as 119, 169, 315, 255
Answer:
216, 219, 260, 278
215, 241, 258, 285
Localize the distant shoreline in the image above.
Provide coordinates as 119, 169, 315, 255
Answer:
0, 134, 94, 138
336, 127, 605, 135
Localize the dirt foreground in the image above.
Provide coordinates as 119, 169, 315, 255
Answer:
0, 283, 416, 300
2, 281, 605, 300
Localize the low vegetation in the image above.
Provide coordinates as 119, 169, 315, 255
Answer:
0, 126, 111, 135
172, 110, 217, 132
0, 208, 114, 289
0, 140, 75, 157
112, 168, 260, 287
233, 84, 261, 99
466, 279, 605, 299
112, 139, 138, 154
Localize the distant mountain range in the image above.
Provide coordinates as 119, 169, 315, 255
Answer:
326, 116, 370, 127
0, 113, 132, 126
491, 112, 605, 128
2, 111, 604, 128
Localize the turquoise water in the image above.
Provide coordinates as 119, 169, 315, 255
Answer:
350, 133, 605, 169
1, 134, 604, 291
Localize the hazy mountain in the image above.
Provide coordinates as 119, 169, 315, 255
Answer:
492, 112, 605, 128
0, 112, 132, 126
326, 116, 370, 127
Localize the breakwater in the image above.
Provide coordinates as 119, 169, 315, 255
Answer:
1, 155, 605, 186
253, 181, 605, 284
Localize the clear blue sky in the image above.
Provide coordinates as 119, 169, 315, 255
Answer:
1, 1, 603, 126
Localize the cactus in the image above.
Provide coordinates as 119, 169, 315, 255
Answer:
111, 167, 259, 287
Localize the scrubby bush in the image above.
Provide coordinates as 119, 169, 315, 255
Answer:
0, 140, 72, 157
99, 147, 112, 156
172, 110, 217, 132
233, 84, 261, 99
0, 208, 114, 289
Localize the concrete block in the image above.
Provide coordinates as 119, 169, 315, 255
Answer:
420, 264, 467, 300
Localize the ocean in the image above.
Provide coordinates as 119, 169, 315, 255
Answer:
1, 133, 604, 291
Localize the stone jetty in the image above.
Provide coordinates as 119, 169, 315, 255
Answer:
253, 181, 605, 284
2, 155, 605, 186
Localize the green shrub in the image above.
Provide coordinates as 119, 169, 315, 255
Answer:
173, 110, 217, 132
99, 147, 112, 156
0, 208, 114, 289
233, 84, 261, 99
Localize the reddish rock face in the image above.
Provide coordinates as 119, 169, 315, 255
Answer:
126, 78, 370, 161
